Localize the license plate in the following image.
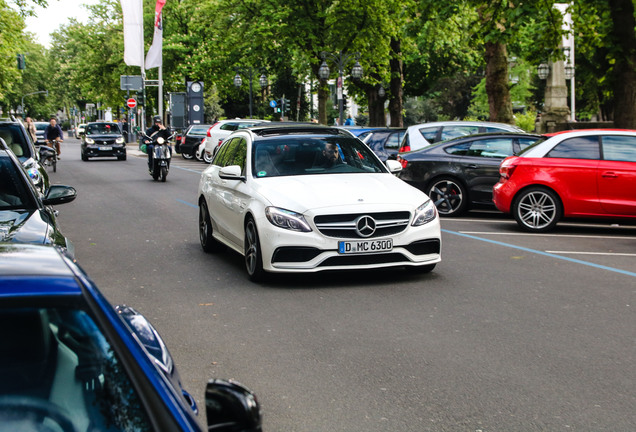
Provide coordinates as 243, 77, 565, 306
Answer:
338, 238, 393, 254
98, 146, 112, 150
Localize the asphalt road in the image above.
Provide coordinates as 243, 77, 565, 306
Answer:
50, 137, 635, 432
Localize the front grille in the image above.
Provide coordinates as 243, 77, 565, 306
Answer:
404, 239, 441, 256
272, 247, 322, 263
314, 211, 410, 239
94, 139, 117, 145
319, 253, 407, 267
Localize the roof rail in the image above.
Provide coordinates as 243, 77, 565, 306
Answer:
250, 124, 351, 137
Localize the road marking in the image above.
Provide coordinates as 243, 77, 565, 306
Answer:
442, 229, 636, 278
459, 231, 636, 240
176, 199, 197, 208
546, 251, 636, 257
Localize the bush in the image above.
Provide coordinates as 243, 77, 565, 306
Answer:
514, 110, 537, 132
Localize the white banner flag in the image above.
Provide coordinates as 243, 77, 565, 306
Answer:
121, 0, 144, 67
145, 0, 166, 69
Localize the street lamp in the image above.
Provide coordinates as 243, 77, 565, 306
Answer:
318, 51, 363, 125
21, 90, 48, 114
564, 64, 575, 80
233, 67, 267, 118
537, 63, 550, 80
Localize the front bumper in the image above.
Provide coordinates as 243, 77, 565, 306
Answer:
83, 144, 126, 158
256, 215, 442, 273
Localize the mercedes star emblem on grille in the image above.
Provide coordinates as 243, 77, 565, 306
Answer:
355, 216, 376, 237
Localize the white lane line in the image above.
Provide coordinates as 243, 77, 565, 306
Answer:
546, 251, 636, 257
459, 231, 636, 240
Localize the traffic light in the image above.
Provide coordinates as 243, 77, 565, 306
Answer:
284, 98, 291, 112
17, 54, 25, 70
136, 93, 144, 105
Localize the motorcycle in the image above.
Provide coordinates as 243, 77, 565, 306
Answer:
39, 140, 59, 172
141, 131, 175, 182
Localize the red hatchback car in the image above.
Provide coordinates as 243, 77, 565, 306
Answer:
493, 129, 636, 232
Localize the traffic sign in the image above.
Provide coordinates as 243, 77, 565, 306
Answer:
127, 98, 137, 108
269, 100, 277, 108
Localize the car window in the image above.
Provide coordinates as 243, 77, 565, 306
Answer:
220, 124, 238, 131
358, 131, 371, 141
190, 126, 210, 135
213, 138, 238, 167
445, 139, 513, 157
0, 307, 153, 431
547, 136, 600, 159
441, 126, 480, 141
251, 136, 387, 178
417, 127, 438, 142
0, 125, 29, 160
385, 132, 403, 150
0, 156, 36, 209
237, 122, 263, 130
35, 123, 48, 131
228, 138, 247, 173
601, 135, 636, 162
518, 138, 539, 151
86, 123, 119, 135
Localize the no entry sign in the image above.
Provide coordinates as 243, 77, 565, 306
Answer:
127, 98, 137, 108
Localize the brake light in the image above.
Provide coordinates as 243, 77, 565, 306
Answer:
397, 155, 408, 169
399, 144, 411, 153
499, 157, 518, 179
207, 123, 218, 137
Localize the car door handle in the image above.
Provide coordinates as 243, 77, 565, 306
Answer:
602, 171, 618, 178
466, 164, 479, 169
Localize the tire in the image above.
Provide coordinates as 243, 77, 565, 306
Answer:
152, 166, 159, 181
160, 166, 168, 182
244, 217, 265, 282
118, 155, 127, 161
427, 177, 468, 216
81, 152, 88, 161
199, 201, 223, 252
512, 187, 562, 233
203, 150, 214, 164
182, 151, 194, 160
52, 158, 56, 172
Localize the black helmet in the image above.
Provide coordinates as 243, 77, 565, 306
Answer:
153, 116, 162, 123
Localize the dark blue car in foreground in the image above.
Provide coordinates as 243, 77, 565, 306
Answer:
0, 244, 262, 432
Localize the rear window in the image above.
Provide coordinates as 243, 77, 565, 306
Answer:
189, 126, 210, 135
602, 135, 636, 162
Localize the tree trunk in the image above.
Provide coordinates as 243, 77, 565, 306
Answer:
484, 41, 514, 124
609, 0, 636, 128
367, 89, 386, 126
318, 82, 329, 125
388, 37, 404, 127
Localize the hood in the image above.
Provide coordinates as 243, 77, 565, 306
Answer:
86, 133, 123, 140
252, 173, 429, 214
0, 209, 53, 245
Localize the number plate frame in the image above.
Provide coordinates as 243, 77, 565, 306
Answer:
338, 238, 393, 254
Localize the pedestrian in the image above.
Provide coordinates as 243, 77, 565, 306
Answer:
25, 117, 37, 143
344, 114, 354, 126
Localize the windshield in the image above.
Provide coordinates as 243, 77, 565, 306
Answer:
252, 136, 388, 178
0, 306, 153, 431
0, 155, 37, 210
86, 123, 120, 135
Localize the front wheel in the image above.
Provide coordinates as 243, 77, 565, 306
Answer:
160, 166, 168, 182
427, 177, 468, 216
512, 187, 562, 232
244, 218, 265, 282
199, 201, 223, 252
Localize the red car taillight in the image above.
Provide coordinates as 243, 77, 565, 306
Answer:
399, 145, 411, 153
397, 155, 408, 169
207, 123, 218, 137
499, 157, 519, 180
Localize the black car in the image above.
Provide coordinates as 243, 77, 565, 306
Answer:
0, 145, 76, 255
0, 118, 49, 193
358, 128, 406, 162
81, 122, 127, 161
34, 121, 49, 144
397, 132, 541, 216
176, 124, 212, 159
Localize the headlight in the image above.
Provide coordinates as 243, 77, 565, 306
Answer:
85, 137, 95, 144
265, 207, 312, 232
412, 200, 437, 226
157, 137, 165, 144
27, 167, 41, 185
116, 137, 125, 144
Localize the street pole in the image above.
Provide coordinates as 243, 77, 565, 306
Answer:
318, 51, 363, 125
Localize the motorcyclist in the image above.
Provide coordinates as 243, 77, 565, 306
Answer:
144, 116, 171, 171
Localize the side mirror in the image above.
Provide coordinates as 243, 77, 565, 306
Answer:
205, 379, 262, 432
43, 185, 77, 206
219, 165, 245, 181
386, 159, 402, 173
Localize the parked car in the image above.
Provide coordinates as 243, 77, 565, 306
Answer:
75, 123, 87, 138
398, 121, 525, 153
336, 126, 383, 137
202, 119, 270, 163
0, 144, 76, 255
34, 121, 49, 144
198, 124, 441, 281
0, 244, 263, 432
397, 132, 541, 216
0, 117, 49, 193
176, 124, 213, 159
493, 129, 636, 232
358, 128, 406, 162
81, 121, 127, 161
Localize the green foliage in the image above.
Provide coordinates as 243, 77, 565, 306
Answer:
514, 110, 537, 132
